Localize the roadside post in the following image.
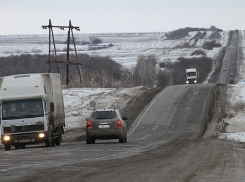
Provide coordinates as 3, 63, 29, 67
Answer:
226, 104, 228, 123
222, 119, 225, 133
219, 108, 223, 132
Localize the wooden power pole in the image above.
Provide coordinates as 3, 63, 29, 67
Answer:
42, 19, 83, 86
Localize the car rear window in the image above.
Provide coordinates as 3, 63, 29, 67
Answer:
91, 111, 117, 119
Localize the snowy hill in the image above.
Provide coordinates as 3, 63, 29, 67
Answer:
0, 31, 229, 68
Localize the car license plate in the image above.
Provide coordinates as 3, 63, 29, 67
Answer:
99, 125, 110, 129
19, 139, 30, 143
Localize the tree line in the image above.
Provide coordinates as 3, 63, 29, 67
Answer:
0, 53, 213, 88
166, 26, 222, 40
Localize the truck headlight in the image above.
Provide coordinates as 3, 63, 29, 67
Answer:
186, 81, 189, 84
194, 80, 197, 83
38, 133, 45, 138
3, 136, 10, 141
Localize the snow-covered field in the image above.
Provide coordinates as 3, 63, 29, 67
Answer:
218, 30, 245, 142
0, 31, 229, 68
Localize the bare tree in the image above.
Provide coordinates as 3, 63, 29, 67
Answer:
157, 70, 172, 87
210, 25, 217, 31
134, 55, 157, 87
120, 67, 135, 87
89, 37, 103, 44
101, 70, 110, 87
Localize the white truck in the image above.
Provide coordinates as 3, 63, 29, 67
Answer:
0, 73, 65, 150
185, 68, 199, 84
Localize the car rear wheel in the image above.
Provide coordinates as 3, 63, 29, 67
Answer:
119, 136, 125, 143
124, 135, 127, 143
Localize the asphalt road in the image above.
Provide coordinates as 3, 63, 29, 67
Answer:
218, 31, 238, 84
0, 83, 219, 182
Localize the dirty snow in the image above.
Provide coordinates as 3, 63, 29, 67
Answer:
219, 132, 245, 142
219, 81, 245, 141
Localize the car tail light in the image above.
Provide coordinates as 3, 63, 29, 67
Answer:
117, 119, 122, 128
87, 120, 92, 128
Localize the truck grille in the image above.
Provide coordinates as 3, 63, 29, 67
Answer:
4, 125, 44, 133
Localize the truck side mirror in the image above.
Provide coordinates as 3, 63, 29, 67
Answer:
50, 102, 55, 112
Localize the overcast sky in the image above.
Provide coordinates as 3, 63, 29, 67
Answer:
1, 0, 245, 35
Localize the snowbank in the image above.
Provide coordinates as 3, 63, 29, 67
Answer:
218, 82, 245, 142
219, 132, 245, 142
63, 86, 148, 129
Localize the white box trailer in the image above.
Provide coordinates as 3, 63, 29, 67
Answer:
0, 73, 65, 150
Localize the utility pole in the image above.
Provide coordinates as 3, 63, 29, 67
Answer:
42, 19, 83, 86
66, 21, 71, 86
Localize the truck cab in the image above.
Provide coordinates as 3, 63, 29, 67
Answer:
1, 99, 50, 149
0, 73, 65, 150
186, 68, 199, 84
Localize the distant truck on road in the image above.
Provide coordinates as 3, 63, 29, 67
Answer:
0, 73, 65, 150
186, 68, 199, 84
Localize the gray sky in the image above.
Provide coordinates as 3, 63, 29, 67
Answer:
1, 0, 245, 35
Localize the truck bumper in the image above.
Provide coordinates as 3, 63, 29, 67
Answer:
1, 131, 49, 145
186, 80, 198, 84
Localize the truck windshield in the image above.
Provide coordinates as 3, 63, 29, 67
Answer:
187, 72, 196, 77
2, 99, 44, 120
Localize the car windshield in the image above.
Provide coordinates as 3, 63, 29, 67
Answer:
187, 72, 196, 77
91, 111, 117, 119
2, 99, 44, 120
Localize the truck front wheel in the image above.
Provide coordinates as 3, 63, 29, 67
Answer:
4, 144, 11, 150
